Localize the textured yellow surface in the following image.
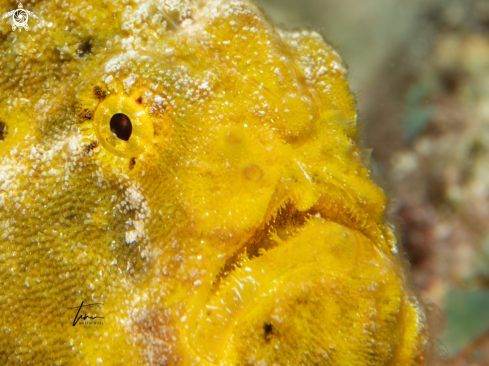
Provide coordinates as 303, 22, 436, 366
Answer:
0, 0, 430, 364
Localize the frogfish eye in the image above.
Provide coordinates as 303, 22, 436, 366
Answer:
110, 113, 132, 141
93, 94, 153, 157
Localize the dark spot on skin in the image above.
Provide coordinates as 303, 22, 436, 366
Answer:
78, 109, 93, 120
110, 113, 132, 141
93, 86, 107, 100
136, 97, 143, 104
264, 322, 273, 342
77, 39, 92, 57
84, 140, 99, 153
129, 157, 136, 170
0, 121, 7, 141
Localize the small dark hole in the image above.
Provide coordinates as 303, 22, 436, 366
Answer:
110, 113, 132, 141
0, 121, 8, 141
264, 322, 273, 341
77, 39, 92, 57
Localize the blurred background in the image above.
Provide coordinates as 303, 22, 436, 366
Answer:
257, 0, 489, 365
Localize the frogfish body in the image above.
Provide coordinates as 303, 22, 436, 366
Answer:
0, 0, 430, 364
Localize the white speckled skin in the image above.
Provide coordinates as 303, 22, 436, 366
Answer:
0, 0, 430, 364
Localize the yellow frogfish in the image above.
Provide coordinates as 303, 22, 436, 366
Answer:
0, 0, 431, 364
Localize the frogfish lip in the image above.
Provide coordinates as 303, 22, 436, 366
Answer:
177, 195, 421, 365
171, 182, 410, 365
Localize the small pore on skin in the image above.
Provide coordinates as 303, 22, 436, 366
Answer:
244, 164, 263, 182
226, 128, 245, 146
264, 322, 273, 342
77, 39, 92, 57
129, 157, 136, 170
0, 121, 8, 140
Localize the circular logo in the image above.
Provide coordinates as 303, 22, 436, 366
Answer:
12, 9, 28, 29
2, 3, 38, 31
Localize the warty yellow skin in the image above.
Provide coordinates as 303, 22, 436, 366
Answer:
0, 0, 430, 364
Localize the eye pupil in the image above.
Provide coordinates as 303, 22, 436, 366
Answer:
110, 113, 132, 141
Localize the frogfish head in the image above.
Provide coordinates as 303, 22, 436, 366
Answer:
0, 0, 431, 364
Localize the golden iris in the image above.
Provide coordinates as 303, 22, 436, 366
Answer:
93, 94, 153, 157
